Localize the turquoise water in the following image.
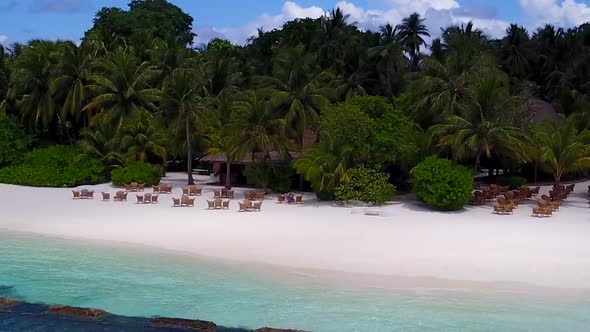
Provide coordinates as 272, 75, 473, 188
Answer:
1, 232, 589, 332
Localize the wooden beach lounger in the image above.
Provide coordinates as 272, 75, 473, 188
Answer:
114, 191, 127, 201
222, 200, 230, 209
214, 198, 222, 209
151, 194, 159, 204
253, 201, 262, 212
101, 192, 110, 201
277, 194, 285, 204
207, 200, 215, 209
72, 190, 80, 199
172, 197, 181, 207
295, 195, 303, 204
136, 195, 144, 204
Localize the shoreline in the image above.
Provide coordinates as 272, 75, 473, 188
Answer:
2, 229, 590, 301
2, 173, 590, 294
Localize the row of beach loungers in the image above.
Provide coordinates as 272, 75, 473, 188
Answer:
471, 183, 576, 218
73, 183, 305, 211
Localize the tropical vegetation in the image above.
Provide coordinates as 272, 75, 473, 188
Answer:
1, 0, 590, 210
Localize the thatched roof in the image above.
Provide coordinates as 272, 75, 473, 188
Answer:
200, 151, 300, 164
526, 99, 561, 124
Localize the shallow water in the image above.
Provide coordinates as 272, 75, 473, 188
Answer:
1, 231, 589, 332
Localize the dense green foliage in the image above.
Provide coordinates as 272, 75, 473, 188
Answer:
111, 161, 162, 186
496, 176, 528, 189
0, 146, 104, 187
335, 167, 395, 205
0, 113, 32, 167
244, 162, 294, 193
411, 156, 474, 211
2, 0, 590, 199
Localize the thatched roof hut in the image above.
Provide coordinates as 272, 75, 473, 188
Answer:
526, 98, 561, 124
200, 151, 300, 165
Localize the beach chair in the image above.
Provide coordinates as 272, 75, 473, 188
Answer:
256, 192, 265, 200
189, 186, 197, 196
238, 201, 250, 212
153, 186, 160, 193
277, 194, 285, 204
136, 195, 144, 204
530, 187, 540, 196
138, 183, 145, 192
101, 192, 110, 201
221, 188, 228, 198
181, 195, 189, 207
469, 191, 486, 205
172, 197, 181, 207
151, 194, 159, 204
213, 190, 221, 199
72, 190, 80, 199
125, 184, 132, 192
253, 201, 262, 212
182, 187, 189, 195
187, 197, 195, 207
226, 190, 234, 199
131, 182, 138, 192
144, 193, 152, 203
295, 195, 303, 204
195, 187, 203, 196
207, 200, 215, 209
116, 191, 128, 201
214, 198, 222, 209
222, 200, 230, 209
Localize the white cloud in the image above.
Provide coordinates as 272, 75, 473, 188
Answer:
202, 1, 325, 45
195, 0, 590, 46
0, 35, 8, 45
518, 0, 590, 28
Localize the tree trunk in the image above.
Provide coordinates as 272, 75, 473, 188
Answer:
474, 151, 481, 170
185, 118, 194, 185
225, 161, 231, 189
299, 133, 305, 191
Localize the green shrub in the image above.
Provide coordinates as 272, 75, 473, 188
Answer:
335, 167, 396, 205
0, 113, 33, 167
111, 161, 162, 186
0, 145, 105, 187
496, 176, 527, 189
410, 156, 474, 211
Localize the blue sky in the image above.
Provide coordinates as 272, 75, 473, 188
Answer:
1, 0, 589, 46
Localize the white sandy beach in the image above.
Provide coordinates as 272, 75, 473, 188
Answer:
1, 172, 590, 293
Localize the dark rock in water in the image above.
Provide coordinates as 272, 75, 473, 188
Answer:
48, 305, 107, 318
151, 317, 217, 331
0, 298, 19, 307
254, 329, 306, 332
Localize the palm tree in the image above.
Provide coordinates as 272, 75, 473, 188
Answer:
535, 115, 590, 188
119, 114, 168, 163
84, 47, 160, 129
51, 41, 94, 126
369, 24, 407, 98
78, 118, 123, 168
431, 72, 529, 168
160, 67, 207, 185
264, 46, 332, 188
11, 40, 57, 129
292, 133, 352, 199
396, 13, 430, 71
231, 90, 286, 162
205, 129, 241, 189
502, 24, 530, 78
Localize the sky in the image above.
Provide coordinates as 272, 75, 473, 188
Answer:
1, 0, 590, 47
